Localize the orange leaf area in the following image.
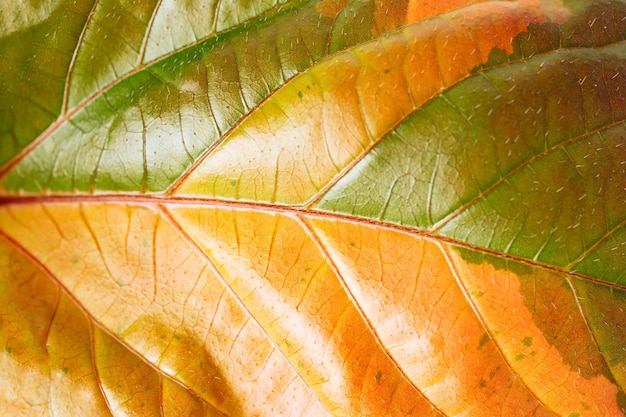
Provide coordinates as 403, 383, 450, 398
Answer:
174, 1, 563, 204
406, 0, 493, 23
1, 202, 622, 416
168, 206, 439, 416
0, 204, 330, 416
307, 217, 555, 416
0, 233, 225, 416
406, 0, 569, 24
0, 237, 106, 416
447, 250, 624, 416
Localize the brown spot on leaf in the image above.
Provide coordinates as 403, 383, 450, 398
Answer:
315, 0, 349, 18
373, 0, 409, 32
478, 333, 490, 350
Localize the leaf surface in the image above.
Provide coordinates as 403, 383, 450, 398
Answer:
1, 0, 625, 416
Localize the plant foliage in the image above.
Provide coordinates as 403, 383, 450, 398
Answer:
1, 0, 625, 415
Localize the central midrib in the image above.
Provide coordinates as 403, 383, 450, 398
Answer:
0, 193, 622, 291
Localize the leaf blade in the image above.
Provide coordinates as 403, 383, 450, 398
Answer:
1, 0, 625, 415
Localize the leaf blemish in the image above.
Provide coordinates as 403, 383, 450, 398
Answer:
478, 332, 490, 350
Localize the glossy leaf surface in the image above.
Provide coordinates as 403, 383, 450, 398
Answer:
1, 0, 625, 416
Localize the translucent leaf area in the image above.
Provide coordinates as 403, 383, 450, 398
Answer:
1, 0, 625, 416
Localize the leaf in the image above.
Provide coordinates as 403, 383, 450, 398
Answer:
1, 0, 625, 416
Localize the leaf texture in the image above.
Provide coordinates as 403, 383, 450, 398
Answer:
1, 0, 625, 416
